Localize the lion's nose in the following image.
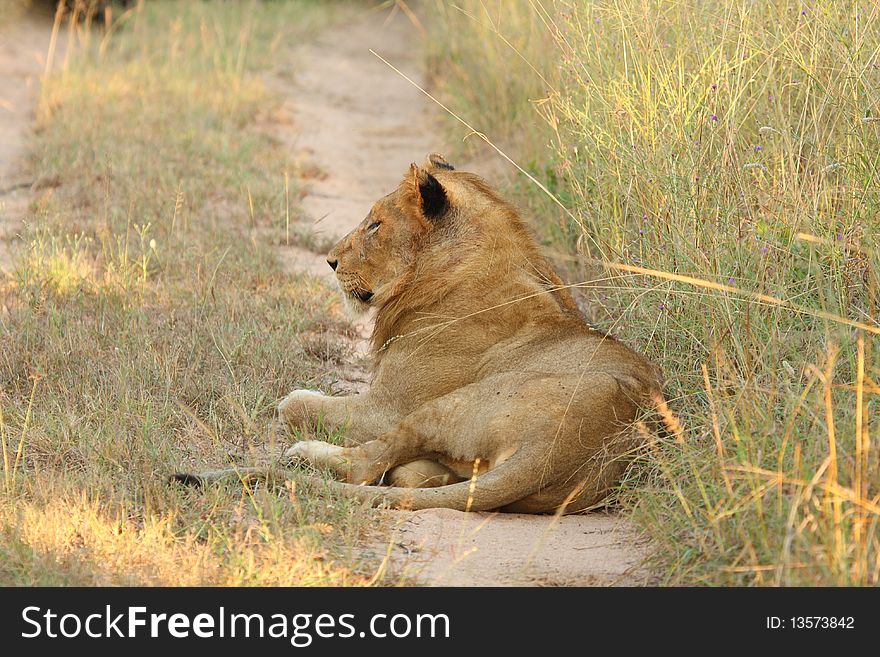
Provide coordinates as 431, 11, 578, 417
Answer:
327, 258, 338, 271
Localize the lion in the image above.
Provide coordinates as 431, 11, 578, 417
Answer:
174, 154, 671, 513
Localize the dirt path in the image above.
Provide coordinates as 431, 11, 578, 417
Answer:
0, 11, 59, 273
275, 6, 650, 586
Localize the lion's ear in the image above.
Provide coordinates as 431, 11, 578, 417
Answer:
425, 153, 455, 171
409, 163, 449, 222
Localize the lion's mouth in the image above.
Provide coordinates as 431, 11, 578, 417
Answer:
351, 288, 374, 303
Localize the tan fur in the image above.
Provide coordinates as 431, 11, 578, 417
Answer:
274, 155, 666, 513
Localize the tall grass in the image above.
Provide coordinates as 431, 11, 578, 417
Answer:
425, 1, 556, 152
0, 1, 376, 585
429, 0, 879, 585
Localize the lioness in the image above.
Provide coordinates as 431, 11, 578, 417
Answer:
176, 155, 668, 513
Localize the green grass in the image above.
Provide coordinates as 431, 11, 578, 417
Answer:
0, 0, 382, 585
428, 0, 880, 585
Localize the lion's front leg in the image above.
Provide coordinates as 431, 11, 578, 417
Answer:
278, 389, 355, 435
278, 389, 400, 448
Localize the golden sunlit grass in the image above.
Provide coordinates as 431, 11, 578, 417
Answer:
1, 481, 365, 586
429, 0, 879, 585
0, 1, 379, 585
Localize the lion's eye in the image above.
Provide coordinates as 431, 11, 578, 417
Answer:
367, 221, 381, 233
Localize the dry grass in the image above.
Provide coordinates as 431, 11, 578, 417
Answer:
0, 0, 30, 24
428, 0, 880, 585
0, 0, 382, 585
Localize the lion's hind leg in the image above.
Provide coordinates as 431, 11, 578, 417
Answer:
285, 440, 458, 488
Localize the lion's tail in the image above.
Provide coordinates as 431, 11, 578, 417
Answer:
647, 387, 685, 443
169, 466, 295, 487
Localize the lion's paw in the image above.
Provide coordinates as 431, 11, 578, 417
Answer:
285, 440, 344, 467
278, 389, 325, 414
278, 390, 328, 427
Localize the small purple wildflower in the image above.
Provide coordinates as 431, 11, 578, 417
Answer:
711, 83, 717, 91
711, 114, 718, 122
658, 303, 666, 311
728, 277, 736, 285
801, 9, 807, 16
837, 233, 844, 241
759, 245, 769, 254
768, 93, 775, 102
755, 145, 763, 152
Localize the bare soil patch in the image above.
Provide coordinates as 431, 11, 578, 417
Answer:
0, 12, 58, 272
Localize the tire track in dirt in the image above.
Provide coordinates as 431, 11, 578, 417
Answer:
0, 11, 60, 274
275, 7, 651, 586
269, 4, 435, 389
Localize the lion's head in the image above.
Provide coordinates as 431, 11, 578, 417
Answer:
326, 153, 583, 356
326, 153, 457, 314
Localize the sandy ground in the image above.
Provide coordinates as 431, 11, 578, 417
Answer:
0, 11, 59, 273
275, 6, 650, 586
